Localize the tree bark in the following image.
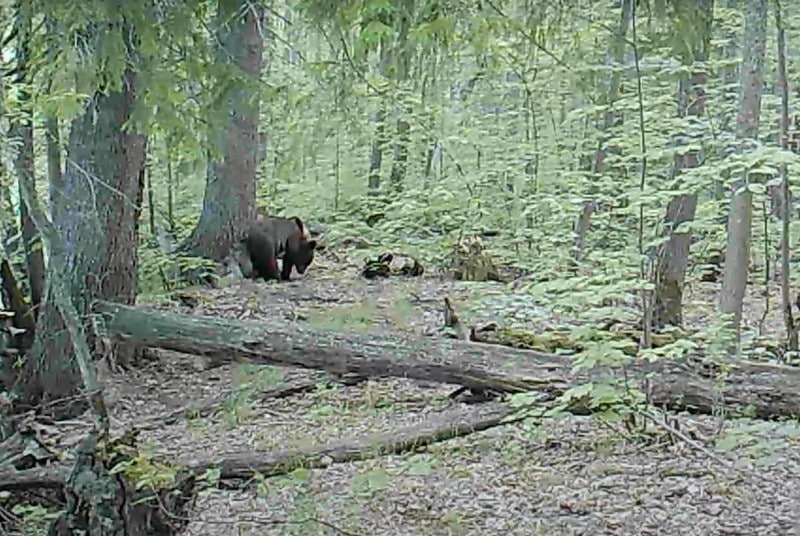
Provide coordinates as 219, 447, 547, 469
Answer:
368, 41, 390, 193
652, 0, 713, 328
180, 0, 264, 261
774, 0, 796, 349
44, 16, 65, 226
9, 2, 44, 315
389, 117, 410, 193
719, 0, 767, 342
16, 23, 147, 415
573, 0, 633, 264
92, 300, 800, 419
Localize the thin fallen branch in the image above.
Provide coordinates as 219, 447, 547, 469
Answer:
182, 401, 522, 482
132, 378, 324, 431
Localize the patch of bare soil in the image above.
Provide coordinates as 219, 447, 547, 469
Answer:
102, 266, 800, 536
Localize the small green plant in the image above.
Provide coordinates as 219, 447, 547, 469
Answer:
348, 467, 391, 498
10, 503, 61, 536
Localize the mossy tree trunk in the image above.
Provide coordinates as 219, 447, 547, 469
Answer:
14, 21, 147, 417
181, 0, 264, 261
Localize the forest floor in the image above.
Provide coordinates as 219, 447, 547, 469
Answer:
101, 254, 800, 536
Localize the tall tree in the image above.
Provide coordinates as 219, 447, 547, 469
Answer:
573, 0, 634, 263
9, 0, 44, 316
773, 0, 796, 349
181, 0, 265, 261
652, 0, 714, 328
719, 0, 767, 343
44, 16, 64, 227
361, 1, 415, 194
368, 41, 389, 193
387, 0, 415, 193
14, 18, 147, 415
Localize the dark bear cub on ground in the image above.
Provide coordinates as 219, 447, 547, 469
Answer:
242, 216, 317, 281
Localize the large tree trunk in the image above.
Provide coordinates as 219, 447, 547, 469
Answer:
181, 0, 264, 261
652, 0, 713, 329
8, 16, 179, 535
719, 0, 767, 343
92, 300, 800, 419
15, 24, 146, 416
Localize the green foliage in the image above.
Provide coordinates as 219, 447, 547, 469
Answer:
349, 467, 391, 497
7, 503, 60, 536
715, 420, 800, 467
306, 298, 412, 331
218, 365, 283, 427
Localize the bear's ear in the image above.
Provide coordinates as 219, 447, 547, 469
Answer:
292, 216, 311, 238
307, 240, 317, 250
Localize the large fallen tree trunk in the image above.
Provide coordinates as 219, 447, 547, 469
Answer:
92, 300, 800, 419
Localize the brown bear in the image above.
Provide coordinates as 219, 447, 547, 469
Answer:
241, 216, 316, 281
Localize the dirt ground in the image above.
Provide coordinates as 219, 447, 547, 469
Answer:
102, 259, 800, 536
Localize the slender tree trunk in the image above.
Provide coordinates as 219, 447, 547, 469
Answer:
387, 2, 413, 192
368, 41, 390, 194
166, 135, 176, 233
181, 0, 264, 260
389, 116, 410, 193
44, 15, 65, 226
421, 62, 439, 184
10, 2, 44, 315
719, 0, 767, 344
368, 109, 386, 192
715, 0, 743, 204
45, 115, 63, 222
774, 0, 797, 349
573, 0, 633, 264
652, 0, 713, 328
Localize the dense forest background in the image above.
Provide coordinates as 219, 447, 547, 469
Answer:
2, 1, 798, 327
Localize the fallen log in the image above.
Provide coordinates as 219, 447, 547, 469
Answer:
0, 465, 66, 491
1, 402, 523, 492
92, 300, 554, 394
183, 402, 520, 481
91, 300, 800, 419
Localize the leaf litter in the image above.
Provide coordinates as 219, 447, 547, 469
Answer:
101, 263, 800, 536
